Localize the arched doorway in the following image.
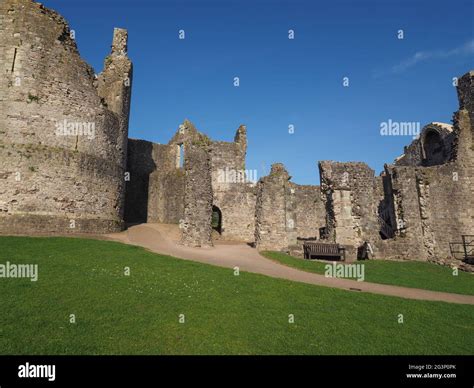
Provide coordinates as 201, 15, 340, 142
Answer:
211, 205, 222, 234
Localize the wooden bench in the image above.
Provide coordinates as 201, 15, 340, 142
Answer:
303, 242, 346, 261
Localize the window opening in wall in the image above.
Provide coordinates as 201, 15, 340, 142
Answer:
177, 143, 184, 168
211, 206, 222, 234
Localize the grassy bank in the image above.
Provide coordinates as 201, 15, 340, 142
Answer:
0, 237, 472, 355
262, 251, 474, 296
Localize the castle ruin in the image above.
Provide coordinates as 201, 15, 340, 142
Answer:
1, 0, 473, 271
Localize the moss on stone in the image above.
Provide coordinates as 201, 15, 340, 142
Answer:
104, 55, 113, 66
191, 133, 212, 148
27, 93, 40, 103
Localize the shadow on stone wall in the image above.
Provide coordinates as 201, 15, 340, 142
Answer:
124, 140, 157, 224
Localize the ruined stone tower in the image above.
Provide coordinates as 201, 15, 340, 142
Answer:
0, 0, 132, 233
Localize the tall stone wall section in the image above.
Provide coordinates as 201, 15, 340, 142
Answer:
129, 121, 256, 241
319, 162, 379, 248
144, 120, 207, 225
96, 28, 132, 183
374, 166, 428, 261
0, 0, 132, 233
211, 182, 256, 242
255, 164, 297, 251
210, 125, 256, 242
125, 139, 159, 223
416, 166, 468, 261
454, 72, 474, 208
376, 71, 474, 265
146, 143, 184, 224
375, 163, 472, 263
181, 143, 213, 247
293, 184, 325, 239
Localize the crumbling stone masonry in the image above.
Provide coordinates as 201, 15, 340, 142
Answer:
0, 0, 132, 233
318, 162, 381, 259
373, 72, 474, 270
181, 142, 213, 247
125, 118, 258, 244
314, 71, 473, 269
143, 138, 184, 225
255, 164, 297, 251
293, 184, 326, 240
210, 125, 256, 242
1, 1, 473, 271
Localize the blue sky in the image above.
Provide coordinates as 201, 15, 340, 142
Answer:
43, 0, 473, 184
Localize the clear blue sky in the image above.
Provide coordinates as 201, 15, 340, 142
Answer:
43, 0, 473, 184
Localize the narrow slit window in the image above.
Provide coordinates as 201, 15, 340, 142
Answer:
178, 143, 184, 168
11, 48, 17, 73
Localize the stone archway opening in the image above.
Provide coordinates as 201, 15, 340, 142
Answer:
211, 205, 222, 234
422, 130, 444, 166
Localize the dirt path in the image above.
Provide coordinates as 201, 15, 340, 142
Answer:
104, 223, 474, 305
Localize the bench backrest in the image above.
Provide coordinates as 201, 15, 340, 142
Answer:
304, 242, 341, 255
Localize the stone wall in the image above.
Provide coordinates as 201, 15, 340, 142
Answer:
0, 0, 132, 234
210, 125, 256, 241
293, 184, 325, 239
319, 161, 379, 248
142, 120, 208, 225
147, 142, 184, 224
380, 72, 474, 262
127, 121, 256, 243
181, 143, 213, 247
212, 184, 257, 242
255, 164, 297, 251
375, 72, 474, 265
1, 1, 473, 270
124, 139, 157, 223
455, 71, 474, 162
374, 166, 427, 261
394, 138, 423, 167
395, 123, 456, 167
374, 162, 473, 263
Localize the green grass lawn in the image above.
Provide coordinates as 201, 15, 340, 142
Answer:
0, 236, 473, 355
262, 251, 474, 296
